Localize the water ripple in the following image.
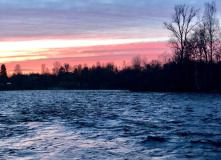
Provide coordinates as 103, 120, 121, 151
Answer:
0, 90, 221, 159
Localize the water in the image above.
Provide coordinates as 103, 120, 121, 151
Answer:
0, 90, 221, 160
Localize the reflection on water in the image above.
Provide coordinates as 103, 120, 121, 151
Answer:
0, 90, 221, 159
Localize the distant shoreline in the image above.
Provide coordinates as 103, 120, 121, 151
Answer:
0, 89, 220, 94
1, 61, 221, 93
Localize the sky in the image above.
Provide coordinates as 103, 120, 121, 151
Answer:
0, 0, 221, 73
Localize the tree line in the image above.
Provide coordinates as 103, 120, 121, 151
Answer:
0, 1, 220, 92
0, 56, 220, 92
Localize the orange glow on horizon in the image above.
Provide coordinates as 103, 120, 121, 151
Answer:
0, 38, 170, 73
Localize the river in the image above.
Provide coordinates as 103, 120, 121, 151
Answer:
0, 90, 221, 159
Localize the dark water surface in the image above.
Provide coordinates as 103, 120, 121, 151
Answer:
0, 90, 221, 160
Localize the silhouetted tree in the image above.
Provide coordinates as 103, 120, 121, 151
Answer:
215, 50, 221, 62
132, 56, 142, 70
64, 63, 70, 72
14, 64, 22, 75
191, 24, 208, 62
164, 4, 199, 62
41, 64, 46, 75
150, 60, 161, 68
45, 67, 50, 74
106, 62, 114, 72
158, 52, 172, 64
203, 1, 220, 63
52, 61, 61, 75
0, 57, 220, 92
59, 66, 65, 75
77, 64, 82, 73
122, 60, 128, 69
96, 61, 101, 68
0, 64, 7, 78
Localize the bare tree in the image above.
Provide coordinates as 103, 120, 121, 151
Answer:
52, 61, 61, 75
59, 66, 65, 75
106, 62, 114, 72
64, 63, 70, 72
132, 56, 142, 70
41, 64, 50, 75
164, 4, 199, 62
150, 60, 161, 68
158, 52, 172, 64
14, 64, 22, 75
96, 61, 101, 68
122, 60, 127, 69
203, 1, 220, 63
191, 23, 208, 62
77, 64, 82, 73
41, 64, 46, 75
215, 51, 221, 62
45, 67, 50, 74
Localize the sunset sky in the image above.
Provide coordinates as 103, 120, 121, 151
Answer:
0, 0, 221, 73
